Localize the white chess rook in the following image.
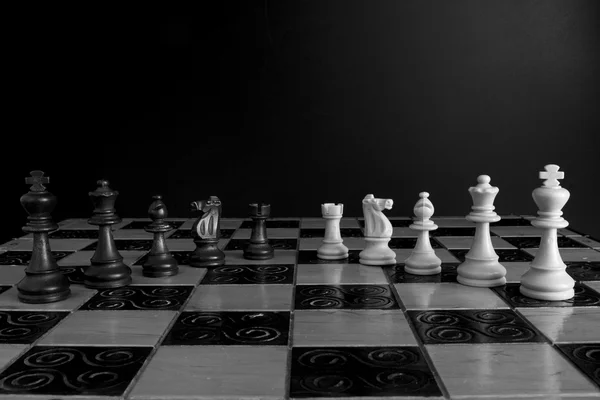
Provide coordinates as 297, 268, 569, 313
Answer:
457, 175, 507, 287
520, 164, 575, 301
405, 192, 442, 275
317, 203, 349, 260
359, 194, 396, 266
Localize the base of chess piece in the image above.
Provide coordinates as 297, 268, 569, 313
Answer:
359, 237, 396, 266
18, 269, 71, 304
457, 257, 507, 287
519, 268, 575, 301
84, 259, 133, 289
317, 242, 349, 260
143, 253, 179, 277
189, 238, 225, 267
244, 241, 274, 260
404, 252, 442, 275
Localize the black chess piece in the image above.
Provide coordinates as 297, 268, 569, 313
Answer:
83, 180, 132, 288
243, 203, 274, 260
143, 195, 179, 277
17, 171, 71, 303
188, 196, 225, 267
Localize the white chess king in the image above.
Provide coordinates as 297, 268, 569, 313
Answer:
457, 175, 507, 287
520, 164, 575, 301
404, 192, 442, 275
359, 194, 396, 266
317, 203, 349, 260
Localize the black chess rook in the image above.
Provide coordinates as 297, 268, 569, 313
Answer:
143, 195, 179, 277
243, 202, 274, 260
189, 196, 226, 267
83, 180, 132, 288
17, 170, 71, 303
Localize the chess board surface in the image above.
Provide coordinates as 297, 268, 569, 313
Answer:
0, 215, 599, 399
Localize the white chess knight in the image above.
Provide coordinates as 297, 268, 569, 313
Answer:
457, 175, 507, 287
359, 194, 396, 266
404, 192, 442, 275
520, 164, 575, 301
317, 203, 349, 260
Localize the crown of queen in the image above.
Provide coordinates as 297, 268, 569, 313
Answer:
468, 175, 499, 214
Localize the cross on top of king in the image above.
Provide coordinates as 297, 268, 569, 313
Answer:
539, 164, 564, 188
25, 170, 49, 192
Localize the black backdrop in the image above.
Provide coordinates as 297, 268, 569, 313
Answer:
3, 0, 599, 245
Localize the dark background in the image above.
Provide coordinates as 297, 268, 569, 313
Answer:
3, 0, 599, 245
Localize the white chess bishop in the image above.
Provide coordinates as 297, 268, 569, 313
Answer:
520, 164, 575, 301
317, 203, 349, 260
359, 194, 396, 266
404, 192, 442, 275
457, 175, 507, 287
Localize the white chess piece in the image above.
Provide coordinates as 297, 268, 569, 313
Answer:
359, 194, 396, 266
317, 203, 349, 260
404, 192, 442, 275
457, 175, 507, 287
520, 164, 575, 301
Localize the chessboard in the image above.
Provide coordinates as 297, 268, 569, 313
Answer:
0, 215, 599, 399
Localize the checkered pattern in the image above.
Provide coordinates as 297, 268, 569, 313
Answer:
0, 216, 598, 399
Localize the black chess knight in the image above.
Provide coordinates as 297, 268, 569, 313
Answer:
83, 180, 132, 288
143, 195, 179, 277
17, 171, 71, 303
188, 196, 225, 267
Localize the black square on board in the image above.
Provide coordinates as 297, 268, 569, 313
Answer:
79, 286, 194, 311
450, 249, 534, 262
239, 220, 300, 229
503, 236, 587, 249
289, 346, 442, 398
0, 251, 73, 266
432, 227, 479, 237
386, 264, 458, 284
201, 264, 295, 284
407, 309, 546, 344
0, 311, 68, 344
168, 228, 235, 239
555, 343, 600, 388
491, 217, 531, 226
0, 346, 152, 396
566, 262, 600, 281
49, 230, 99, 239
299, 228, 363, 238
121, 220, 183, 230
295, 285, 399, 310
162, 311, 290, 346
492, 283, 600, 307
389, 237, 443, 249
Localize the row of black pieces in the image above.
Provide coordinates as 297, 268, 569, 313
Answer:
16, 171, 275, 304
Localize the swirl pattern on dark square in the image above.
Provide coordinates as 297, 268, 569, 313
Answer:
450, 249, 533, 262
81, 240, 153, 251
201, 264, 294, 284
389, 237, 443, 249
240, 220, 299, 229
407, 309, 546, 344
0, 311, 68, 344
79, 285, 193, 311
566, 262, 600, 281
492, 283, 600, 307
289, 346, 442, 398
0, 346, 152, 396
224, 238, 297, 251
556, 343, 600, 387
0, 251, 73, 266
386, 264, 458, 283
295, 285, 399, 310
121, 220, 183, 230
49, 230, 99, 239
297, 250, 361, 264
162, 311, 290, 346
503, 236, 587, 249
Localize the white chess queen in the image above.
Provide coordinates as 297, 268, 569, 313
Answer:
359, 194, 396, 265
